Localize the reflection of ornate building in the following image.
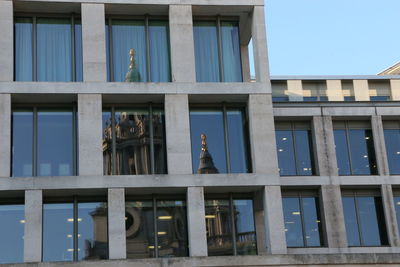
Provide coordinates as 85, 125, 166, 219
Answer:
86, 205, 108, 260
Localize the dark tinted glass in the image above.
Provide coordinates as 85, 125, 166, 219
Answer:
227, 110, 250, 173
303, 96, 318, 102
294, 130, 314, 175
384, 129, 400, 174
344, 96, 355, 101
0, 205, 24, 264
102, 110, 112, 175
74, 20, 83, 82
302, 197, 322, 247
348, 129, 377, 175
12, 111, 33, 177
393, 196, 400, 235
334, 129, 351, 175
282, 197, 304, 247
276, 130, 296, 176
272, 97, 289, 102
152, 109, 167, 174
342, 196, 361, 246
370, 96, 390, 101
233, 200, 257, 255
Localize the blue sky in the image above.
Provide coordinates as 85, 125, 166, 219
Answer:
263, 0, 400, 75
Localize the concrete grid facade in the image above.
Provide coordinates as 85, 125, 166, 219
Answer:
1, 0, 400, 266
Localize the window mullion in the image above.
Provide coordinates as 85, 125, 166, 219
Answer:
222, 104, 231, 173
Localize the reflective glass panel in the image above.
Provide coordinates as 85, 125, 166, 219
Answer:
220, 22, 242, 82
227, 110, 250, 173
77, 202, 108, 260
233, 200, 256, 255
293, 130, 314, 175
348, 129, 377, 175
393, 196, 400, 235
43, 203, 74, 262
102, 110, 112, 175
276, 130, 296, 176
12, 111, 33, 177
302, 197, 322, 247
384, 129, 400, 174
342, 196, 361, 246
334, 130, 351, 175
152, 109, 167, 174
15, 18, 33, 81
37, 110, 74, 176
282, 197, 304, 247
149, 21, 171, 82
74, 20, 83, 81
0, 205, 24, 264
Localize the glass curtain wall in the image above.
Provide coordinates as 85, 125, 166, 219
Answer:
43, 199, 108, 262
193, 19, 242, 82
12, 107, 76, 177
125, 198, 188, 258
0, 203, 24, 264
392, 192, 400, 235
383, 121, 400, 174
106, 17, 170, 82
190, 106, 251, 174
205, 196, 257, 256
15, 16, 82, 81
282, 191, 323, 247
275, 121, 315, 176
102, 105, 167, 175
333, 121, 378, 175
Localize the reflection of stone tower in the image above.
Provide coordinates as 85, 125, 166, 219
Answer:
197, 134, 219, 174
125, 48, 141, 82
85, 205, 108, 260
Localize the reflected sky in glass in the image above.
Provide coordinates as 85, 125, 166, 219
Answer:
384, 129, 400, 174
0, 205, 24, 264
12, 111, 33, 177
393, 196, 400, 235
233, 200, 257, 255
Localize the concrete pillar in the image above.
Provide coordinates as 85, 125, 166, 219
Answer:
82, 3, 107, 82
251, 6, 271, 86
381, 184, 400, 247
353, 80, 370, 101
312, 116, 330, 176
253, 189, 268, 255
0, 94, 11, 177
322, 115, 339, 176
24, 190, 43, 263
165, 94, 192, 174
108, 188, 126, 259
78, 94, 103, 176
320, 185, 347, 248
169, 5, 196, 82
263, 186, 287, 254
371, 115, 390, 176
287, 80, 303, 102
187, 187, 208, 256
0, 0, 13, 81
248, 95, 279, 179
241, 45, 251, 82
327, 80, 344, 101
390, 79, 400, 101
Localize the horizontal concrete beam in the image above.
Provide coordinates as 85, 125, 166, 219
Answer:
271, 75, 400, 80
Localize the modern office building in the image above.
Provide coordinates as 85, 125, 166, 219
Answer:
1, 0, 400, 266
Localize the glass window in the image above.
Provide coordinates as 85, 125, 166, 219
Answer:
393, 194, 400, 235
275, 122, 315, 176
342, 191, 388, 246
102, 105, 167, 175
125, 198, 188, 258
383, 122, 400, 174
15, 16, 82, 82
193, 20, 242, 82
12, 108, 76, 177
302, 81, 327, 102
0, 204, 24, 264
106, 18, 170, 82
333, 121, 377, 175
43, 200, 108, 262
205, 197, 257, 256
282, 192, 323, 247
190, 106, 250, 174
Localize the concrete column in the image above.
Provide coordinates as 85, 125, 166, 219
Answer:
0, 0, 13, 81
371, 115, 389, 176
327, 80, 344, 101
390, 79, 400, 101
241, 45, 251, 82
0, 94, 11, 177
187, 187, 208, 256
353, 80, 370, 101
248, 95, 279, 179
381, 184, 400, 247
108, 188, 126, 259
82, 3, 107, 82
320, 185, 347, 248
254, 189, 268, 255
24, 190, 43, 263
78, 94, 103, 176
312, 116, 330, 176
322, 115, 339, 176
287, 80, 303, 102
263, 186, 287, 254
169, 5, 196, 82
251, 6, 271, 86
165, 94, 192, 174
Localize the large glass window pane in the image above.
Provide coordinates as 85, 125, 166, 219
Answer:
74, 20, 83, 81
43, 203, 74, 262
334, 129, 351, 175
384, 129, 400, 174
276, 130, 296, 176
193, 21, 220, 82
0, 204, 24, 264
348, 130, 377, 175
302, 197, 322, 247
102, 110, 112, 175
38, 110, 74, 176
220, 22, 242, 82
282, 197, 304, 247
149, 21, 171, 82
12, 111, 33, 177
37, 18, 72, 81
342, 196, 361, 246
394, 196, 400, 235
77, 202, 108, 260
233, 200, 256, 255
15, 18, 33, 81
126, 200, 155, 259
152, 109, 167, 174
294, 130, 314, 175
227, 110, 250, 173
205, 200, 233, 256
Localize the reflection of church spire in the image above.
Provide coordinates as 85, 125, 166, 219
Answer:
125, 49, 141, 82
197, 134, 219, 174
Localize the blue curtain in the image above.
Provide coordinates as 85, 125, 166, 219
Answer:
74, 20, 83, 81
111, 20, 147, 82
193, 21, 220, 82
15, 18, 33, 81
149, 21, 171, 82
221, 22, 242, 82
105, 24, 111, 81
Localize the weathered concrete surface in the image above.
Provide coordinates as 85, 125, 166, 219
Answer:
312, 116, 329, 176
0, 0, 13, 82
371, 115, 390, 176
24, 190, 43, 263
108, 188, 127, 259
381, 184, 400, 247
0, 94, 11, 177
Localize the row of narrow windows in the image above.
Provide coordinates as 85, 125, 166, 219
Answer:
1, 189, 398, 264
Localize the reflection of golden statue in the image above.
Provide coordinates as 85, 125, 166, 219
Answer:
197, 134, 219, 174
125, 49, 141, 82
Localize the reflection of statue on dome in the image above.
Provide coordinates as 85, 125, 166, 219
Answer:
125, 49, 141, 82
197, 134, 219, 174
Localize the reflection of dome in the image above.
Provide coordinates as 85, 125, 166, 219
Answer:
197, 134, 219, 174
126, 207, 141, 238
